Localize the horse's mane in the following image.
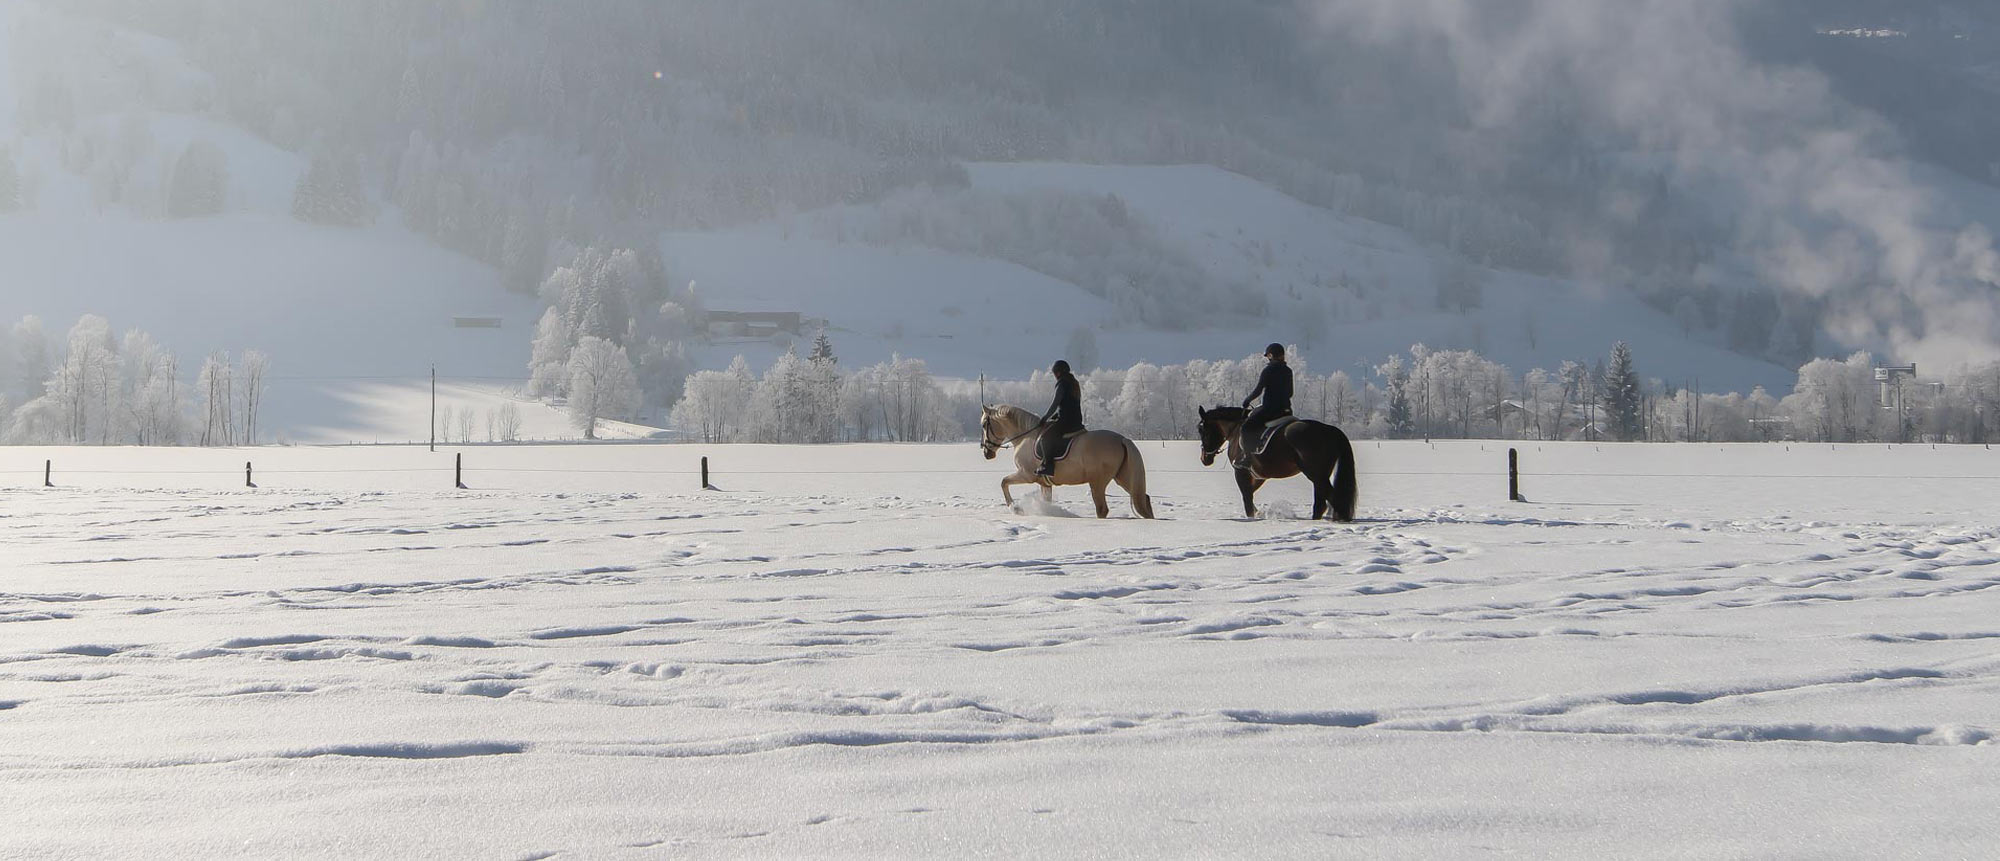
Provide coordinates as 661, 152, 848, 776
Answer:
984, 404, 1040, 426
1204, 406, 1248, 421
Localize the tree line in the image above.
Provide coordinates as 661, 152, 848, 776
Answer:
647, 340, 2000, 446
0, 315, 270, 446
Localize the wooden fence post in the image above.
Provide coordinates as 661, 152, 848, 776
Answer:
455, 453, 467, 489
246, 462, 255, 488
701, 456, 712, 490
44, 459, 52, 488
1508, 448, 1522, 503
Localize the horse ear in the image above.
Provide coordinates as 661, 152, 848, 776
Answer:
1198, 406, 1207, 418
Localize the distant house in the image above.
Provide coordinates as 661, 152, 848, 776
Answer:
703, 311, 806, 338
1487, 399, 1531, 424
453, 316, 505, 329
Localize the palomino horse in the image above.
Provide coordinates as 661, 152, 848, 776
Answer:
980, 405, 1155, 519
1196, 406, 1358, 521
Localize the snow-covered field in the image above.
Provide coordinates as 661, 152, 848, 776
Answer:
4, 441, 1997, 857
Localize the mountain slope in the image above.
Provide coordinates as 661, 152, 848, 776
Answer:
662, 163, 1800, 391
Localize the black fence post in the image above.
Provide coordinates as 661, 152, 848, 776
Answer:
455, 453, 467, 489
1508, 448, 1522, 503
701, 456, 712, 490
246, 462, 255, 488
44, 460, 52, 488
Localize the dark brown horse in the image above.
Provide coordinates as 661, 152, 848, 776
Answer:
1196, 406, 1358, 521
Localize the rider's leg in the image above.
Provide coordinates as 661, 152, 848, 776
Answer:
1037, 423, 1080, 476
1234, 410, 1272, 470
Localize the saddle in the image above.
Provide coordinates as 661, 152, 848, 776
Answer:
1248, 416, 1297, 456
1037, 428, 1088, 462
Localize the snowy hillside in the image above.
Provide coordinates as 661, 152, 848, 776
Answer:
0, 4, 554, 444
5, 441, 1998, 856
663, 164, 1801, 390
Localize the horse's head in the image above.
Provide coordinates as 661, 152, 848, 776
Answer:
979, 406, 1002, 460
1197, 406, 1244, 467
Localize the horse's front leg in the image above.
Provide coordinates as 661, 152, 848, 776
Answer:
1001, 474, 1024, 506
1235, 468, 1260, 519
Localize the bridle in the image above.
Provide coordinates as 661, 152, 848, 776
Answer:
1197, 413, 1238, 462
981, 412, 1043, 456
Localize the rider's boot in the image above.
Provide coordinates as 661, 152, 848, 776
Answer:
1036, 453, 1057, 477
1232, 429, 1255, 472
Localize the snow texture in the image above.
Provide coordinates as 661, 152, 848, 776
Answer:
3, 440, 1997, 857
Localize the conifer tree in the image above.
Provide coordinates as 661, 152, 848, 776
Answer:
1603, 342, 1643, 441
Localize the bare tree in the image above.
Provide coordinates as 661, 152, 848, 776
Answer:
238, 350, 270, 445
496, 402, 523, 442
198, 353, 234, 446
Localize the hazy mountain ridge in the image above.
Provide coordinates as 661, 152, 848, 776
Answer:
26, 0, 1995, 368
6, 0, 1999, 422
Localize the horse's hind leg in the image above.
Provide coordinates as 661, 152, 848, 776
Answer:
1310, 476, 1332, 521
1089, 480, 1111, 519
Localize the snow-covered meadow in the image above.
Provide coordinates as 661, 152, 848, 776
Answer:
3, 440, 1998, 857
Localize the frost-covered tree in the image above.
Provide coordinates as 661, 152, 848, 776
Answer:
1603, 342, 1644, 442
527, 307, 574, 398
673, 356, 756, 443
1108, 362, 1174, 439
47, 315, 118, 444
292, 151, 373, 226
528, 244, 692, 411
6, 392, 62, 444
1326, 370, 1361, 428
633, 339, 692, 415
166, 139, 228, 218
1781, 351, 1879, 443
197, 353, 234, 446
120, 329, 183, 446
745, 348, 843, 443
565, 336, 641, 439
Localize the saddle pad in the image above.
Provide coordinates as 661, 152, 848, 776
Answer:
1253, 416, 1297, 455
1039, 429, 1088, 461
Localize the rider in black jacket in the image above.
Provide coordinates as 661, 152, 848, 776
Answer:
1237, 343, 1293, 469
1037, 360, 1084, 476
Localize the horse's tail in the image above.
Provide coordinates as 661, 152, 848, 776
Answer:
1117, 436, 1155, 519
1328, 425, 1358, 522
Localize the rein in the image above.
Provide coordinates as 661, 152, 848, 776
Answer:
982, 417, 1044, 451
1198, 415, 1241, 459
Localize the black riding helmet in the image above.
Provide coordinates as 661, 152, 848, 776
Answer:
1265, 343, 1285, 360
1052, 360, 1072, 375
